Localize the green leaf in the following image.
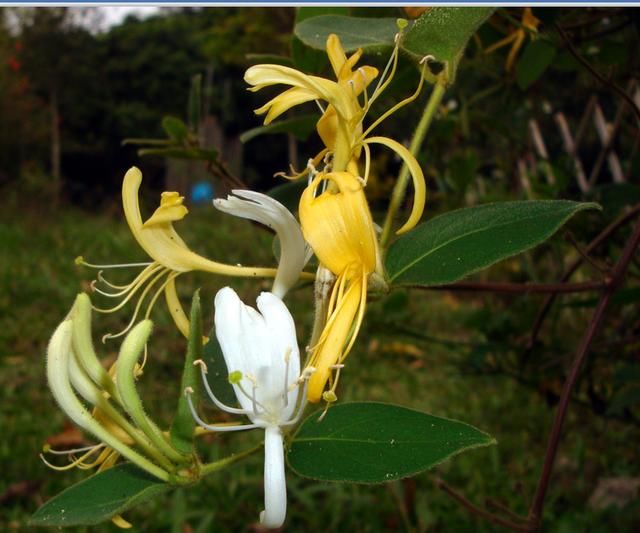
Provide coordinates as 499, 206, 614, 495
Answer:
292, 7, 350, 73
295, 15, 398, 53
288, 402, 494, 483
516, 39, 557, 90
29, 464, 170, 526
385, 201, 600, 286
170, 291, 202, 454
162, 116, 189, 143
240, 115, 318, 144
402, 7, 495, 82
202, 327, 237, 407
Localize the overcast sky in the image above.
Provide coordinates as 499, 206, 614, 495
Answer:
92, 6, 161, 31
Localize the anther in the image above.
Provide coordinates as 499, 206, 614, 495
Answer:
420, 54, 436, 65
194, 359, 208, 374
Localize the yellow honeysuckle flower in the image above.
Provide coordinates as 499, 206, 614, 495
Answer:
78, 167, 280, 339
299, 171, 381, 403
245, 33, 428, 236
485, 7, 540, 72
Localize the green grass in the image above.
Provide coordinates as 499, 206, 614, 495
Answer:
1, 191, 638, 531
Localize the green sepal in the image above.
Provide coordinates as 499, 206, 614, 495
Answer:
170, 290, 203, 455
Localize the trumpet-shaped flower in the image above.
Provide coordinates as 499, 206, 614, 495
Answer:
299, 171, 380, 403
186, 287, 312, 529
44, 294, 192, 485
79, 167, 307, 341
245, 33, 427, 235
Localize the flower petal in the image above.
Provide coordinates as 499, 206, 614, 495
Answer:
214, 190, 306, 298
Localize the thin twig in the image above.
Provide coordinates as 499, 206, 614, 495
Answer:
564, 232, 609, 275
526, 203, 640, 352
417, 280, 605, 294
434, 478, 530, 532
527, 218, 640, 528
555, 23, 640, 124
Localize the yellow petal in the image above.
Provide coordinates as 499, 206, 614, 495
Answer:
143, 192, 188, 227
326, 33, 348, 78
307, 275, 362, 403
122, 167, 278, 277
245, 65, 355, 122
364, 137, 426, 234
111, 515, 133, 529
299, 171, 378, 276
255, 86, 318, 124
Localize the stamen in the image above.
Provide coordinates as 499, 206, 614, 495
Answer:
368, 36, 400, 108
184, 387, 259, 432
91, 264, 165, 314
144, 271, 180, 321
101, 268, 169, 342
281, 380, 309, 427
40, 445, 104, 471
76, 257, 154, 269
92, 263, 160, 297
358, 67, 370, 110
43, 443, 102, 455
282, 348, 292, 407
194, 360, 250, 415
314, 100, 326, 114
360, 58, 427, 142
235, 380, 267, 415
361, 142, 371, 186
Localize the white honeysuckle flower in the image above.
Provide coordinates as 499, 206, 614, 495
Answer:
214, 190, 308, 299
186, 287, 313, 529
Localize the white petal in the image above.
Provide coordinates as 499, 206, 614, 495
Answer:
260, 426, 287, 529
256, 292, 301, 418
214, 287, 256, 413
214, 191, 306, 298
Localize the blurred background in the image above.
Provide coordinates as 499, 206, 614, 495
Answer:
1, 6, 639, 531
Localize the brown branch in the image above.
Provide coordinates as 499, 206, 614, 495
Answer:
418, 280, 605, 294
434, 478, 530, 532
527, 218, 640, 529
555, 23, 640, 124
526, 203, 640, 352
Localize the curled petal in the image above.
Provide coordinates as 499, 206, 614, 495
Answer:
365, 137, 426, 234
214, 190, 306, 298
122, 167, 277, 277
255, 86, 318, 125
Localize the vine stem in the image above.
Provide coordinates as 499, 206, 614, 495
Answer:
526, 203, 640, 354
527, 218, 640, 529
200, 442, 262, 476
380, 81, 446, 249
413, 279, 605, 294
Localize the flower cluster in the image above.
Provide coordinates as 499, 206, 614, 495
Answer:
46, 32, 427, 529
